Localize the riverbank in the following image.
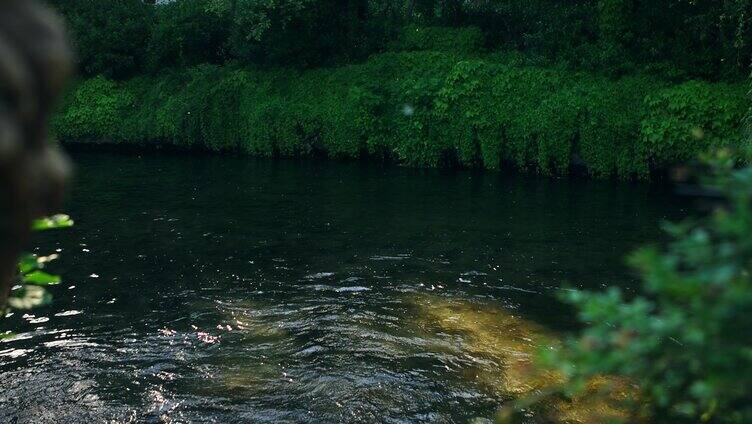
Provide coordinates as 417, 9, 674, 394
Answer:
53, 50, 749, 179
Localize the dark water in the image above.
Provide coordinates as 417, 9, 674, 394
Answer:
0, 152, 689, 423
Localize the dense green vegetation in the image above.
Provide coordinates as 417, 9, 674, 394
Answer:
53, 51, 749, 178
48, 0, 752, 177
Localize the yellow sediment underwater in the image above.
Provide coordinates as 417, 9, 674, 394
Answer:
407, 293, 633, 423
208, 295, 633, 422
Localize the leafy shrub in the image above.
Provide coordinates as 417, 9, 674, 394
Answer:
578, 76, 662, 178
52, 76, 132, 141
543, 158, 752, 422
492, 66, 578, 173
433, 60, 493, 166
641, 81, 750, 167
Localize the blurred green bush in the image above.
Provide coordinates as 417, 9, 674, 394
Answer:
540, 156, 752, 422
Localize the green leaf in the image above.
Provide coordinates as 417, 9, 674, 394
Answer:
17, 254, 39, 274
22, 271, 61, 286
32, 214, 74, 231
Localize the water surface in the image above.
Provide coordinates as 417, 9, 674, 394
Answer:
0, 152, 689, 423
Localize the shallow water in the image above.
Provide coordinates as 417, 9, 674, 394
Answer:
0, 152, 689, 423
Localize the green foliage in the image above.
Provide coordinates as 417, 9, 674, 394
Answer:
52, 76, 133, 142
6, 215, 74, 313
146, 0, 230, 70
225, 0, 390, 67
543, 160, 752, 422
32, 214, 75, 231
53, 52, 748, 178
50, 0, 397, 74
47, 0, 752, 80
462, 0, 752, 79
641, 81, 750, 166
392, 26, 485, 55
48, 0, 152, 78
627, 0, 752, 80
578, 76, 662, 177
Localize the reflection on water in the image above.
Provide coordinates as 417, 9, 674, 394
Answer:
0, 152, 688, 422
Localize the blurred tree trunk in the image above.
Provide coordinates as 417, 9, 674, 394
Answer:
0, 1, 72, 309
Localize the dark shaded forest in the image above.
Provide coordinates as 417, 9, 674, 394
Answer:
51, 0, 752, 79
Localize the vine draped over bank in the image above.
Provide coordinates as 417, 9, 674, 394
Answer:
53, 47, 748, 179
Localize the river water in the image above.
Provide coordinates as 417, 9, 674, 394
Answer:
0, 152, 689, 423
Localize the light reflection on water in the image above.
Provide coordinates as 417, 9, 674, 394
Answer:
0, 152, 689, 423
